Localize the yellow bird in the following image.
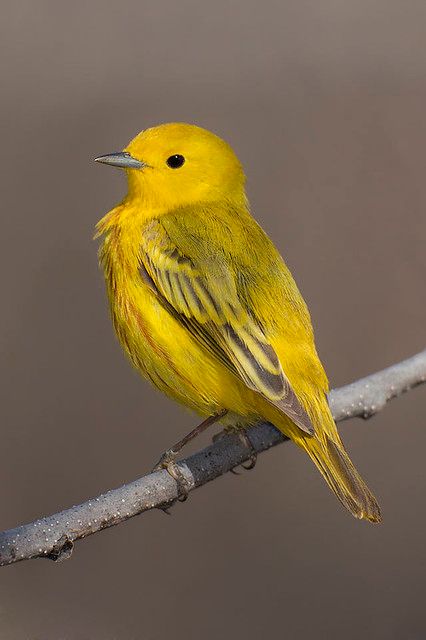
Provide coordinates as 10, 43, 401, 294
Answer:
95, 123, 381, 523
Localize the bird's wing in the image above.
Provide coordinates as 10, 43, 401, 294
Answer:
139, 217, 314, 435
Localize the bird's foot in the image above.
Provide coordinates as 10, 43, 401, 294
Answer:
238, 430, 257, 470
152, 449, 190, 502
212, 427, 257, 472
212, 429, 227, 444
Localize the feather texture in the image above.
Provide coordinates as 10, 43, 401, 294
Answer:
140, 217, 314, 434
96, 122, 381, 522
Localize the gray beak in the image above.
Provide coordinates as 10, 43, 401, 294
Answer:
94, 151, 145, 169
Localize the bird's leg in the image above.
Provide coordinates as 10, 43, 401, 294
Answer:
213, 426, 257, 472
152, 409, 228, 501
237, 429, 257, 470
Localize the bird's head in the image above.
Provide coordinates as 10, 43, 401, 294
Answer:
95, 123, 246, 211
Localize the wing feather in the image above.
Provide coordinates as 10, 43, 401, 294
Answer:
139, 220, 314, 435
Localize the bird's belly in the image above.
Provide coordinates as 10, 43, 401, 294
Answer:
111, 284, 258, 419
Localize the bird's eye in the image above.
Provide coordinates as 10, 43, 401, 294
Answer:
166, 154, 185, 169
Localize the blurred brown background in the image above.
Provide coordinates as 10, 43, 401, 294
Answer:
0, 1, 425, 638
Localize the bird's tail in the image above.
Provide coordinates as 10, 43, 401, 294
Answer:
297, 432, 382, 523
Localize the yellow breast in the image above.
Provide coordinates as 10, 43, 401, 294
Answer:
98, 207, 263, 419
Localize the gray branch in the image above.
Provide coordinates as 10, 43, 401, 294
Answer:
1, 349, 425, 566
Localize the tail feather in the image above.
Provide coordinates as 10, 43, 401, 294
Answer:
299, 434, 382, 523
261, 393, 381, 522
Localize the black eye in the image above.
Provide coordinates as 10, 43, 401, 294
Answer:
166, 154, 185, 169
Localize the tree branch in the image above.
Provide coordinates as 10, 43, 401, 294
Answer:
1, 349, 425, 566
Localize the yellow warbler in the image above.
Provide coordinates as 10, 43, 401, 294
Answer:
95, 123, 381, 522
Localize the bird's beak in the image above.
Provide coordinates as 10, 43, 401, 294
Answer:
94, 151, 145, 169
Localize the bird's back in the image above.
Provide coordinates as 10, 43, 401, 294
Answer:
161, 203, 330, 400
